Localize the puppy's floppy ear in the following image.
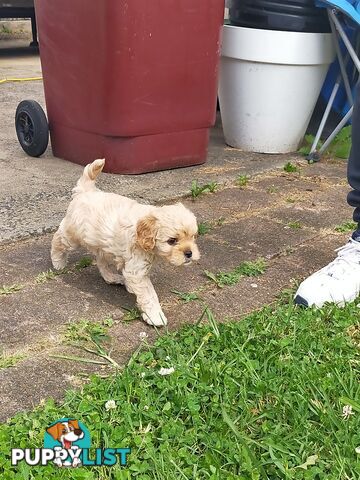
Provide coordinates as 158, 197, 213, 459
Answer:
136, 215, 158, 252
69, 419, 80, 430
46, 422, 62, 440
69, 419, 83, 437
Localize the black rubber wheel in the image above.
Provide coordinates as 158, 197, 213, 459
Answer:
15, 100, 49, 157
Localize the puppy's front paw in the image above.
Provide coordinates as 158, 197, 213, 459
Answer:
51, 256, 67, 271
142, 309, 168, 327
102, 273, 125, 285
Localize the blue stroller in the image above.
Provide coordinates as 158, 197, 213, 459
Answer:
308, 0, 360, 160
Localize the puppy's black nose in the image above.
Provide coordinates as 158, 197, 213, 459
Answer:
184, 250, 192, 259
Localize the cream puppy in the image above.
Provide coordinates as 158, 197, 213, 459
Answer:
51, 159, 200, 326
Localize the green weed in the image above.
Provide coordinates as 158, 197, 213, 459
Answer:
284, 162, 299, 173
335, 221, 357, 233
190, 180, 218, 199
74, 256, 93, 270
59, 318, 119, 368
205, 258, 267, 288
122, 307, 142, 323
198, 221, 212, 236
35, 269, 64, 284
0, 284, 24, 295
64, 318, 111, 343
0, 353, 24, 369
287, 221, 302, 229
35, 257, 92, 283
236, 175, 250, 187
171, 289, 199, 303
198, 218, 226, 236
299, 128, 352, 159
331, 125, 352, 159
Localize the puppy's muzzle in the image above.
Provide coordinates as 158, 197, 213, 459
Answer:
184, 250, 194, 265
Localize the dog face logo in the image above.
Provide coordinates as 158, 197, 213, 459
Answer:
12, 417, 130, 468
44, 418, 90, 468
46, 419, 84, 449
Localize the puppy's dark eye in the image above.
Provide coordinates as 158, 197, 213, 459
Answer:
167, 238, 177, 245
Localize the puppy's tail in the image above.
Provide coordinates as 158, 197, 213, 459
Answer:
72, 158, 105, 196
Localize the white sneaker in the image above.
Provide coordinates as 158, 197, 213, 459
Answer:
294, 238, 360, 307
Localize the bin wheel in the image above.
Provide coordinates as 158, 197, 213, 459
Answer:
15, 100, 49, 157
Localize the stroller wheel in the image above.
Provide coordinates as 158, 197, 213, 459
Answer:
15, 100, 49, 157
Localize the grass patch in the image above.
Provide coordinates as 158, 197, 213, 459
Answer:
0, 353, 24, 370
190, 180, 218, 199
198, 221, 212, 236
284, 162, 299, 173
334, 221, 357, 233
0, 284, 23, 295
35, 269, 64, 284
56, 317, 119, 368
1, 301, 360, 478
205, 258, 267, 288
287, 221, 302, 230
75, 256, 93, 270
197, 218, 225, 236
236, 174, 250, 187
122, 307, 142, 323
171, 289, 200, 303
35, 257, 92, 284
64, 318, 113, 344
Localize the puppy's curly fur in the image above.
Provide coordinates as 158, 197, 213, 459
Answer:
51, 159, 200, 326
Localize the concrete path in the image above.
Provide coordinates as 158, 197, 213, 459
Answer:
0, 39, 353, 421
0, 159, 352, 421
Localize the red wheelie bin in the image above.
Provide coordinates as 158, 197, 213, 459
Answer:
33, 0, 224, 174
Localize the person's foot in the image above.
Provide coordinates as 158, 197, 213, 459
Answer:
294, 237, 360, 308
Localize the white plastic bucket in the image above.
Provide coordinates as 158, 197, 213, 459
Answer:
218, 25, 335, 153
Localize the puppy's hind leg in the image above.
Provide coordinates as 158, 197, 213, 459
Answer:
51, 228, 71, 270
96, 254, 124, 285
